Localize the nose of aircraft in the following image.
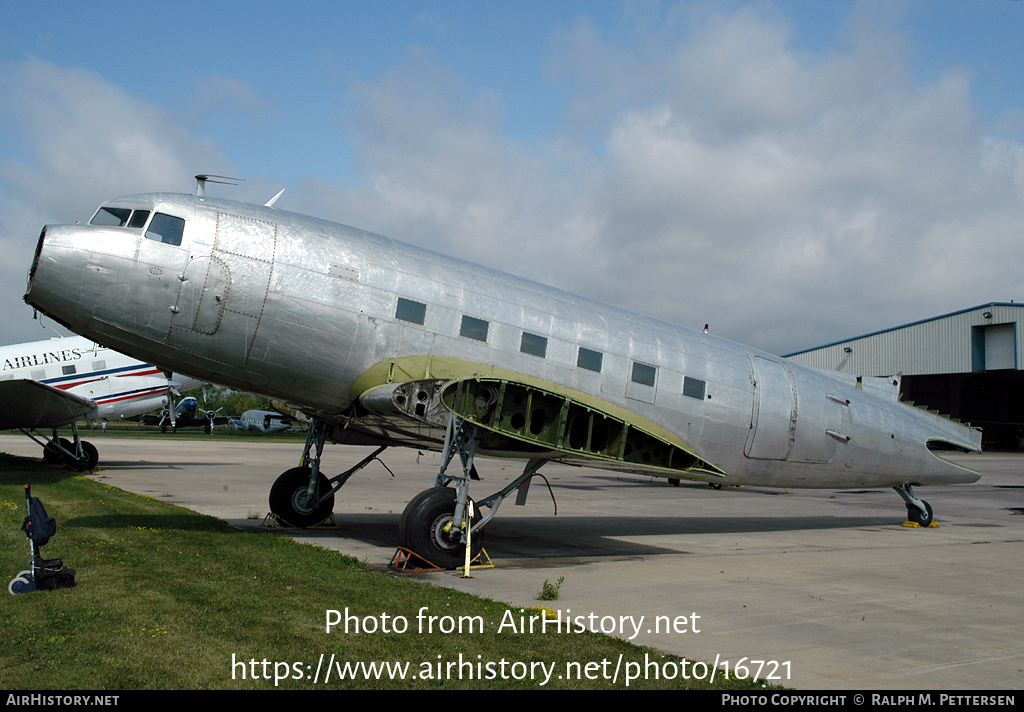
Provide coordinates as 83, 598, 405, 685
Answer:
24, 225, 65, 320
24, 223, 102, 337
25, 225, 48, 300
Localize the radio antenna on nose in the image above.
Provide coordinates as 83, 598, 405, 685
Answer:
195, 174, 244, 199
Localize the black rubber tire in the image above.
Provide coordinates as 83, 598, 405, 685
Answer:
57, 439, 91, 472
81, 441, 99, 470
907, 500, 934, 527
42, 440, 63, 463
399, 487, 484, 570
269, 466, 334, 528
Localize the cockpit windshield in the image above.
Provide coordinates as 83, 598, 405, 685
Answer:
90, 207, 132, 226
90, 207, 151, 228
89, 206, 183, 246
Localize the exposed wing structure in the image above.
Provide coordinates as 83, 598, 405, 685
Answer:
0, 379, 98, 430
353, 355, 724, 481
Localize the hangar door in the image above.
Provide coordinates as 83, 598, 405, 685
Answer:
973, 324, 1017, 371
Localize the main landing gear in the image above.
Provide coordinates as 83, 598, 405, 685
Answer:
267, 411, 550, 570
894, 484, 934, 526
26, 425, 98, 471
268, 419, 376, 528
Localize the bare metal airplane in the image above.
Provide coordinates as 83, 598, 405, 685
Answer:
22, 177, 982, 568
0, 335, 200, 469
235, 409, 295, 433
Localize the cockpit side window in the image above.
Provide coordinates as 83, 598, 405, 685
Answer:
145, 213, 185, 246
128, 210, 151, 228
90, 207, 132, 226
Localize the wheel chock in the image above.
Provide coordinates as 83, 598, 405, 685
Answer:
388, 547, 495, 573
261, 512, 338, 529
902, 520, 940, 528
261, 512, 285, 528
389, 547, 444, 573
309, 513, 339, 530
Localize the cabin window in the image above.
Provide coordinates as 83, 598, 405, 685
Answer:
520, 332, 548, 358
631, 361, 656, 387
460, 315, 489, 342
577, 347, 603, 373
395, 297, 427, 325
145, 213, 185, 246
62, 365, 76, 376
683, 376, 706, 400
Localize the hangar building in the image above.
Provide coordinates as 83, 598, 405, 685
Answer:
784, 303, 1024, 449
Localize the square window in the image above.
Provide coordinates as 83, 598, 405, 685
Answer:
395, 297, 426, 325
520, 332, 548, 358
460, 315, 489, 342
683, 376, 706, 400
577, 347, 603, 373
631, 362, 656, 387
62, 365, 77, 376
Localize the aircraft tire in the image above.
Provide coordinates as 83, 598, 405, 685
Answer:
907, 500, 934, 527
42, 441, 61, 463
56, 438, 91, 472
81, 441, 99, 470
269, 467, 334, 528
399, 487, 483, 570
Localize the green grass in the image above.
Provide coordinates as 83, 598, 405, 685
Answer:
0, 453, 777, 690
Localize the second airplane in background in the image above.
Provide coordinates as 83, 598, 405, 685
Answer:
0, 334, 201, 468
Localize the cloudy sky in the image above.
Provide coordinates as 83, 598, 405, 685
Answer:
1, 1, 1022, 356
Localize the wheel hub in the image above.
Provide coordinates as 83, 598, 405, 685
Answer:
290, 487, 317, 515
430, 514, 462, 550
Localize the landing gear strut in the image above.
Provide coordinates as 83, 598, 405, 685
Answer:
268, 418, 390, 528
267, 408, 549, 568
269, 418, 335, 527
398, 412, 485, 568
27, 426, 98, 471
398, 403, 551, 569
895, 484, 934, 526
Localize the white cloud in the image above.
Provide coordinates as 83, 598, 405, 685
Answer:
298, 2, 1023, 355
1, 2, 1022, 358
0, 58, 234, 344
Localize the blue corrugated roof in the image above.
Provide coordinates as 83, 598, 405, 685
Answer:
783, 302, 1023, 357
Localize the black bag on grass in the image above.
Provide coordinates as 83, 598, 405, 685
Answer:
35, 562, 76, 590
22, 496, 56, 546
